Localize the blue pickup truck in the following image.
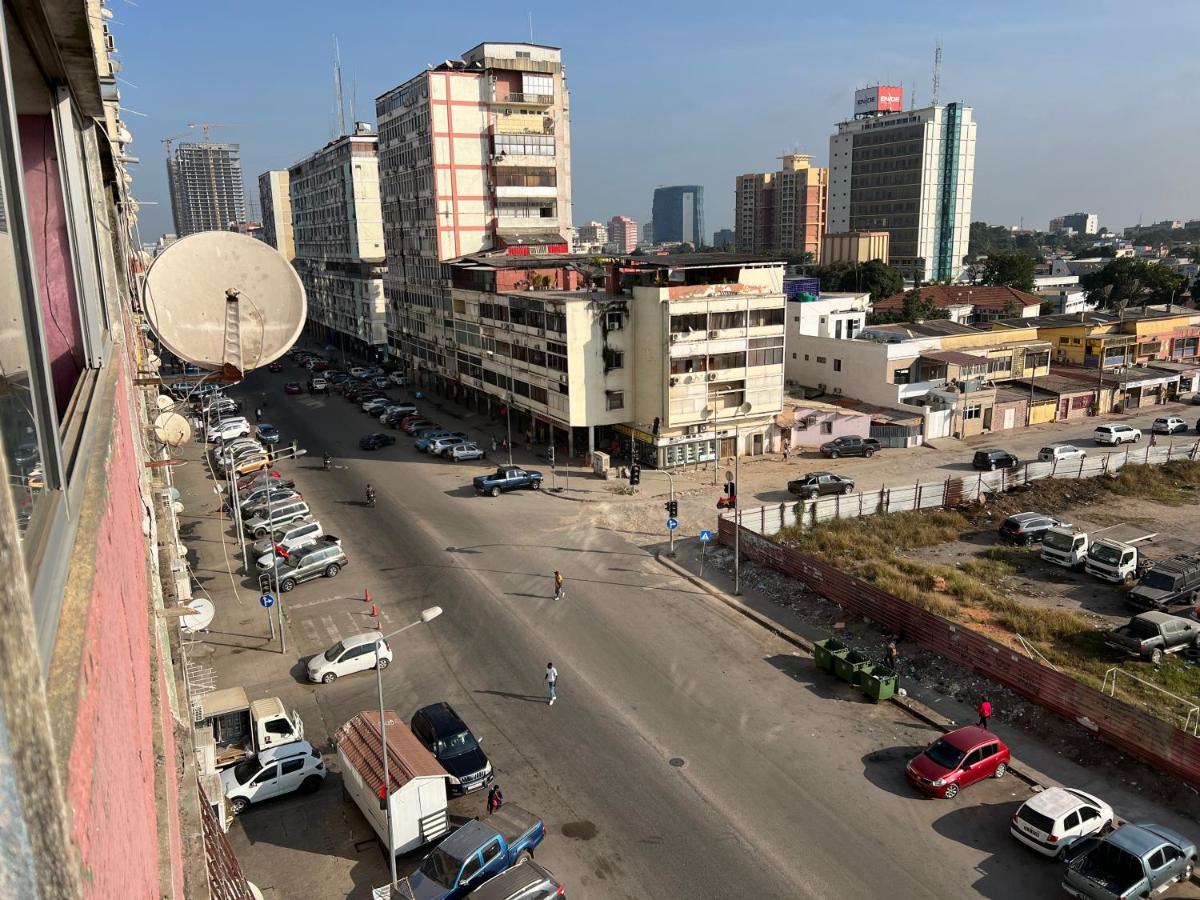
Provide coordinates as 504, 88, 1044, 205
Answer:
472, 466, 543, 497
402, 805, 546, 900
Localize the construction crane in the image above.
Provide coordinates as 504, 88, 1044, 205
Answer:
160, 130, 190, 158
186, 122, 245, 144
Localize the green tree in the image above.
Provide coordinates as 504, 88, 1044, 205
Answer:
980, 251, 1036, 291
1081, 257, 1189, 307
809, 259, 903, 300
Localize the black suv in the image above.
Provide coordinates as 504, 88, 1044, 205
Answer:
819, 436, 880, 459
359, 432, 397, 451
787, 472, 855, 499
973, 449, 1019, 471
410, 702, 493, 796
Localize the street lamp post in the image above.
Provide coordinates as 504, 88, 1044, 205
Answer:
375, 606, 444, 890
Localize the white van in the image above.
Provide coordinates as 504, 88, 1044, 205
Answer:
220, 740, 326, 815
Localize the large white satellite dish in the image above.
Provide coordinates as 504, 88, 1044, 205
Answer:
153, 412, 193, 447
142, 231, 306, 379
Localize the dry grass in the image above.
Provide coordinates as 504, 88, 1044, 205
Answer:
1105, 460, 1200, 505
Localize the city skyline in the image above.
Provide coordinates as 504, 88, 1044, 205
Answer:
116, 1, 1200, 242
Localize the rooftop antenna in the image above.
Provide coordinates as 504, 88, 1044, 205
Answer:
528, 10, 533, 42
931, 40, 943, 107
334, 36, 346, 137
350, 75, 358, 126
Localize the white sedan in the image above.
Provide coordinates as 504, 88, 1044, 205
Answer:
306, 632, 391, 684
447, 442, 485, 462
1037, 444, 1087, 462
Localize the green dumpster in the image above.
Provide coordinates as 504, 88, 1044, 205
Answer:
834, 649, 871, 684
813, 638, 849, 673
859, 665, 898, 702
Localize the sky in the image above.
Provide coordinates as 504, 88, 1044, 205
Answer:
115, 0, 1200, 243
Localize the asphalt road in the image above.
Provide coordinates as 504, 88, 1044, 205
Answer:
196, 365, 1111, 899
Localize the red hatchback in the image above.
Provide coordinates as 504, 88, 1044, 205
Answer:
906, 726, 1010, 799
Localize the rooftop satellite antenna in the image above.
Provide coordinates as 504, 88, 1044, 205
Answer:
142, 231, 306, 381
153, 411, 193, 447
931, 40, 943, 106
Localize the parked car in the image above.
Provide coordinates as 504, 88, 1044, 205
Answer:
1010, 786, 1114, 858
348, 366, 369, 380
310, 359, 330, 372
1093, 423, 1141, 445
404, 418, 439, 435
386, 401, 419, 419
307, 377, 329, 395
1106, 611, 1200, 665
787, 472, 855, 499
819, 436, 880, 459
473, 466, 544, 497
1061, 823, 1196, 900
256, 423, 281, 445
252, 519, 326, 563
447, 442, 485, 462
905, 726, 1010, 799
257, 534, 340, 572
231, 454, 272, 477
207, 418, 251, 443
359, 432, 397, 451
973, 448, 1019, 471
284, 382, 303, 395
270, 539, 347, 592
362, 397, 391, 415
370, 375, 392, 389
468, 860, 563, 900
242, 500, 312, 539
389, 371, 408, 387
307, 631, 389, 684
267, 361, 284, 373
999, 512, 1071, 545
220, 741, 326, 815
404, 806, 547, 900
233, 471, 292, 494
410, 702, 494, 796
1151, 416, 1187, 435
240, 485, 301, 513
1127, 554, 1200, 612
1038, 444, 1087, 463
415, 430, 466, 452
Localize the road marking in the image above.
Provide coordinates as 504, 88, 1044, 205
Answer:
320, 615, 340, 643
299, 618, 321, 646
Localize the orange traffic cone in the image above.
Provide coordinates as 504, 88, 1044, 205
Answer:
364, 588, 371, 604
369, 603, 378, 618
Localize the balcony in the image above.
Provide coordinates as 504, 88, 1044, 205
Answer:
488, 91, 553, 108
495, 185, 558, 199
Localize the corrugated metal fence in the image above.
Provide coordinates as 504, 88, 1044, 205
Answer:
717, 519, 1200, 790
730, 440, 1200, 536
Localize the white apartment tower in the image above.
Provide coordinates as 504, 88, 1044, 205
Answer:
287, 123, 386, 355
375, 43, 573, 380
166, 141, 247, 236
828, 102, 976, 282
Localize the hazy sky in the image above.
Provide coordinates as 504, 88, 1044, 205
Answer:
117, 0, 1200, 243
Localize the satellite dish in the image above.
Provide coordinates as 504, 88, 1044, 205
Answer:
155, 394, 174, 411
154, 412, 193, 447
142, 231, 306, 379
179, 596, 215, 634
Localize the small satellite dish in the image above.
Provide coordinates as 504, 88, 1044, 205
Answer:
172, 501, 185, 515
142, 231, 306, 379
156, 394, 174, 411
154, 412, 193, 447
179, 596, 215, 634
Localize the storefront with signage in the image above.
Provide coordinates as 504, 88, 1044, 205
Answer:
614, 423, 769, 469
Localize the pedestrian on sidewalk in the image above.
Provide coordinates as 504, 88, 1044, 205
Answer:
884, 640, 898, 672
487, 783, 503, 813
1149, 432, 1158, 448
977, 696, 992, 730
545, 662, 558, 706
552, 570, 564, 600
782, 444, 790, 461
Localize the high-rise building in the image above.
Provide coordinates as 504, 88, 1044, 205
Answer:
375, 43, 573, 380
257, 169, 294, 259
828, 98, 976, 282
1052, 212, 1098, 235
712, 228, 735, 249
287, 123, 386, 357
652, 185, 704, 247
642, 221, 654, 245
735, 154, 827, 259
607, 215, 638, 252
576, 220, 608, 248
166, 141, 247, 235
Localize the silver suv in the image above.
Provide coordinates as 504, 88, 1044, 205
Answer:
269, 540, 348, 592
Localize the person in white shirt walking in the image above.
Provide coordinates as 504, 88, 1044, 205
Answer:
545, 662, 558, 706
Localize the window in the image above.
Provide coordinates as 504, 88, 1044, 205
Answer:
459, 853, 482, 884
1146, 849, 1167, 870
893, 368, 910, 384
747, 337, 783, 367
816, 356, 827, 364
820, 422, 833, 434
264, 718, 294, 736
747, 307, 784, 328
835, 320, 843, 340
521, 73, 553, 99
1062, 811, 1080, 830
252, 765, 279, 785
670, 312, 706, 333
493, 134, 555, 156
602, 349, 624, 371
605, 391, 624, 410
833, 359, 842, 372
480, 840, 502, 866
605, 310, 623, 331
280, 759, 305, 776
963, 404, 982, 420
708, 351, 744, 371
1079, 807, 1099, 823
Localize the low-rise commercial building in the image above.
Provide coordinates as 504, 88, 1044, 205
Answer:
770, 397, 872, 452
788, 291, 871, 339
821, 230, 890, 265
873, 284, 1042, 324
288, 123, 386, 357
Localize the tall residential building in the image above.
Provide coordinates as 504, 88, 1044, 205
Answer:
642, 220, 654, 245
375, 42, 573, 379
712, 228, 735, 249
166, 141, 247, 235
652, 185, 705, 246
257, 169, 295, 259
828, 100, 976, 282
1052, 212, 1098, 235
288, 123, 387, 356
607, 215, 638, 252
735, 154, 828, 259
576, 220, 608, 247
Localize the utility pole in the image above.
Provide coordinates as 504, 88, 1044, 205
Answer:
733, 424, 741, 595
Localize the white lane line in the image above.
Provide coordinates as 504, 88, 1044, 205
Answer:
299, 619, 321, 646
320, 615, 341, 644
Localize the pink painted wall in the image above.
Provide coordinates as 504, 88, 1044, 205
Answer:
19, 114, 84, 416
772, 407, 871, 451
64, 349, 183, 898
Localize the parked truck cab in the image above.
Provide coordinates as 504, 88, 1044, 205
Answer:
195, 687, 305, 770
1042, 527, 1088, 569
1085, 540, 1144, 586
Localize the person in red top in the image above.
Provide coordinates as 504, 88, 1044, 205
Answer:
977, 697, 992, 730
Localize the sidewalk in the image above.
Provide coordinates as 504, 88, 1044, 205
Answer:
655, 536, 1200, 875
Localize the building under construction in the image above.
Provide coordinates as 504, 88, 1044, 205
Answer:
166, 141, 247, 235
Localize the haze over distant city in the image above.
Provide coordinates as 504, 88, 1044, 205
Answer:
118, 0, 1200, 241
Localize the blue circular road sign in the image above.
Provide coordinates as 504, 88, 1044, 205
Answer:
259, 593, 275, 609
666, 518, 679, 530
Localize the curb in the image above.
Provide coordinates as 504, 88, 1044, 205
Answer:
655, 552, 1046, 791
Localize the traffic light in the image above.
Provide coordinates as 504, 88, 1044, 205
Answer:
629, 463, 641, 486
665, 499, 678, 518
547, 445, 556, 465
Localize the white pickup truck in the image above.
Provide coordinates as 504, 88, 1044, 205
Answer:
1041, 524, 1157, 573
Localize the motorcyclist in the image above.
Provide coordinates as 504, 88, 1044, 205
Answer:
322, 452, 332, 470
